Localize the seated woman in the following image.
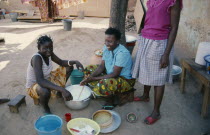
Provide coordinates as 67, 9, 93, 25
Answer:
80, 28, 135, 109
26, 35, 84, 114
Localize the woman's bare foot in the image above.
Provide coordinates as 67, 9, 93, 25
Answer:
56, 92, 62, 98
150, 111, 160, 119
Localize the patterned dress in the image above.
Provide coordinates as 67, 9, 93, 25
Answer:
84, 65, 135, 97
36, 0, 59, 22
84, 44, 135, 97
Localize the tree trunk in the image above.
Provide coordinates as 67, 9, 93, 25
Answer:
109, 0, 129, 46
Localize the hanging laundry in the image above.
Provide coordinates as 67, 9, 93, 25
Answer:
56, 0, 88, 10
21, 0, 32, 4
26, 0, 87, 22
35, 0, 59, 22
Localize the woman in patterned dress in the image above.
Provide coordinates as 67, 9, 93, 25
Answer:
80, 28, 135, 109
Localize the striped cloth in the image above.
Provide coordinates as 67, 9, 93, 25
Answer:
84, 65, 135, 97
26, 53, 53, 88
132, 36, 174, 86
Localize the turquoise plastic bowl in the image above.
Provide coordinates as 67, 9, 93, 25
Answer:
34, 115, 63, 135
69, 69, 84, 85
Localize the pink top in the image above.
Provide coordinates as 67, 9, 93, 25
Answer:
141, 0, 183, 40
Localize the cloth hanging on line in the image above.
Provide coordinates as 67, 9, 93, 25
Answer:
21, 0, 33, 4
35, 0, 59, 22
56, 0, 87, 10
39, 0, 59, 22
24, 0, 87, 22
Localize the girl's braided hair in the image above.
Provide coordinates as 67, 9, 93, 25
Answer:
37, 35, 53, 49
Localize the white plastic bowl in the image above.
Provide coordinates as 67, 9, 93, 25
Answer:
171, 65, 182, 81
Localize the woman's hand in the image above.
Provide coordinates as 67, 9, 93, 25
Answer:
80, 76, 95, 86
75, 61, 84, 71
62, 89, 73, 101
160, 54, 169, 69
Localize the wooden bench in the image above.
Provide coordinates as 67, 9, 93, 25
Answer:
180, 59, 210, 118
11, 10, 28, 15
8, 95, 26, 113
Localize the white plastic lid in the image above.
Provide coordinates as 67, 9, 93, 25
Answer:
126, 35, 137, 43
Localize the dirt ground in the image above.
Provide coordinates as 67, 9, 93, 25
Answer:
0, 18, 209, 135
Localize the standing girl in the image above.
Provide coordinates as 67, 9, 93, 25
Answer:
132, 0, 182, 124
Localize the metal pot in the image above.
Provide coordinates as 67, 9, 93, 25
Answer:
65, 85, 92, 110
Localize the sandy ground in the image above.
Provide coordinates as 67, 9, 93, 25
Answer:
0, 18, 209, 135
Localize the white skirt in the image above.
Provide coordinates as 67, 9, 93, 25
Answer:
132, 36, 174, 86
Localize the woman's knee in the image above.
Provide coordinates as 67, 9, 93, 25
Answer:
84, 65, 98, 75
37, 86, 50, 98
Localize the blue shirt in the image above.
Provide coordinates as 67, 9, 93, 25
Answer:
102, 44, 132, 79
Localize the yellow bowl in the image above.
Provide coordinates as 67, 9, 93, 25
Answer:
67, 118, 100, 135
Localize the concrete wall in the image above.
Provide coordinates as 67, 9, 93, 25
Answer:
60, 0, 137, 17
3, 0, 209, 57
0, 0, 136, 17
0, 0, 37, 12
131, 0, 210, 58
59, 0, 111, 17
175, 0, 210, 56
0, 0, 111, 17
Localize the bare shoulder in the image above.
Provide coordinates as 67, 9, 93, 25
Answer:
31, 55, 42, 67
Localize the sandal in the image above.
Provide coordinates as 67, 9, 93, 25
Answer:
102, 105, 115, 110
102, 102, 117, 110
134, 97, 150, 102
144, 115, 161, 125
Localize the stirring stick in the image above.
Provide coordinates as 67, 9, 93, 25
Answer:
77, 86, 85, 100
